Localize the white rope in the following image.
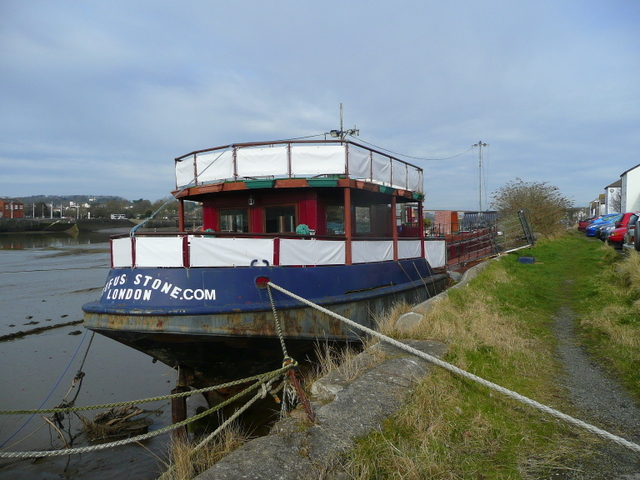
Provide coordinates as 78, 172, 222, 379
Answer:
267, 281, 640, 454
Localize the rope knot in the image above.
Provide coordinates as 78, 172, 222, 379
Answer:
282, 356, 298, 369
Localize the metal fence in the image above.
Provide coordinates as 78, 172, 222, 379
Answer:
426, 210, 535, 269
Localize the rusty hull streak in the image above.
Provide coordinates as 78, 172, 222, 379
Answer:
86, 305, 359, 341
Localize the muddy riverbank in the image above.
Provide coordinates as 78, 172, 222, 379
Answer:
0, 242, 177, 480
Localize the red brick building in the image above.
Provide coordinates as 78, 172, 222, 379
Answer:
0, 199, 24, 219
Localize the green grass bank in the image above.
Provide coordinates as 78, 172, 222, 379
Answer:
341, 232, 640, 479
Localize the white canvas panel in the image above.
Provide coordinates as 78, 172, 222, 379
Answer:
409, 168, 424, 194
290, 145, 345, 176
398, 240, 422, 259
189, 237, 274, 267
197, 150, 235, 184
352, 240, 393, 264
391, 161, 408, 190
135, 237, 185, 267
112, 237, 133, 267
371, 153, 391, 185
237, 146, 288, 178
424, 240, 446, 268
347, 146, 371, 180
175, 156, 196, 188
280, 239, 345, 266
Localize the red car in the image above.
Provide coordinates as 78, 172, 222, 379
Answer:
578, 217, 596, 232
607, 212, 639, 249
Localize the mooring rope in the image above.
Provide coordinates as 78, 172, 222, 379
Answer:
267, 284, 289, 359
266, 281, 640, 454
0, 366, 292, 458
0, 367, 290, 416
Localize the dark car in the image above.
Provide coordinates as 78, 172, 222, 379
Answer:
596, 214, 623, 241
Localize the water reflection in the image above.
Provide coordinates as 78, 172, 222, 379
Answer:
0, 231, 113, 250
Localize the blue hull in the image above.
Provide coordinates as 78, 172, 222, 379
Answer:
82, 259, 448, 379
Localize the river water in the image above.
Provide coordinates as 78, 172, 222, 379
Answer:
0, 233, 177, 479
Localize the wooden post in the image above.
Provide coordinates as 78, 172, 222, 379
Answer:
178, 199, 185, 232
171, 385, 189, 440
391, 195, 398, 261
171, 365, 194, 440
419, 201, 425, 259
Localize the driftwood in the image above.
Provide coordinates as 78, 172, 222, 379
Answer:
81, 405, 153, 440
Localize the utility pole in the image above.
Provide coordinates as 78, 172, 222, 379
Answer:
472, 140, 488, 212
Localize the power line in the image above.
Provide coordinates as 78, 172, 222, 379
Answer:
349, 135, 474, 161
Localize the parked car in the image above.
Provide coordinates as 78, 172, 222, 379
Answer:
578, 217, 596, 232
622, 214, 640, 251
596, 214, 623, 241
585, 213, 620, 237
606, 213, 638, 249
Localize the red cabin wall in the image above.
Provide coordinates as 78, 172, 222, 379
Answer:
202, 202, 217, 230
200, 189, 321, 234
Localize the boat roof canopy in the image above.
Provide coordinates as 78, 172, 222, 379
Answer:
174, 139, 424, 197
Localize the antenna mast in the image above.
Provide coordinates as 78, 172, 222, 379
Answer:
329, 103, 359, 139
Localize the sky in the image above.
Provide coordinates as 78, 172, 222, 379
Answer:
1, 1, 639, 210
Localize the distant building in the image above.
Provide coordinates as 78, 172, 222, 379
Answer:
589, 194, 605, 217
0, 198, 24, 219
434, 211, 459, 235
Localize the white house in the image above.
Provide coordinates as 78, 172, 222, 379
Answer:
620, 164, 640, 213
604, 179, 622, 214
589, 195, 605, 217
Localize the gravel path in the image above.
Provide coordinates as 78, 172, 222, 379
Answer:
552, 303, 640, 479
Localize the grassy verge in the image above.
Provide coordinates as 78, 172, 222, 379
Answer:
579, 243, 640, 399
342, 232, 640, 479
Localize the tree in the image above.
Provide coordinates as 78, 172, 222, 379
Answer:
491, 178, 573, 237
609, 189, 622, 213
130, 198, 153, 218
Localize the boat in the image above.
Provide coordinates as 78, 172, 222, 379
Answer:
82, 138, 449, 389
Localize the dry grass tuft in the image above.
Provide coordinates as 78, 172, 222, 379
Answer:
581, 303, 640, 350
372, 301, 414, 337
159, 423, 247, 480
615, 249, 640, 293
310, 340, 373, 384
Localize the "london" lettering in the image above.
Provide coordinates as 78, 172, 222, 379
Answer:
103, 274, 216, 303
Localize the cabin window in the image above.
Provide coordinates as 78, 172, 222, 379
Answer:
326, 205, 344, 235
355, 206, 371, 234
265, 205, 296, 233
219, 208, 249, 233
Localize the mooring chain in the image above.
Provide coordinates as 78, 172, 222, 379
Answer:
267, 284, 315, 422
266, 280, 640, 455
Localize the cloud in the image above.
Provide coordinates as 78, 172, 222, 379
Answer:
0, 0, 639, 210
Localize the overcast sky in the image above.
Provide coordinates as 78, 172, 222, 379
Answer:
1, 1, 638, 210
